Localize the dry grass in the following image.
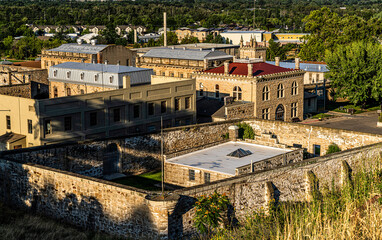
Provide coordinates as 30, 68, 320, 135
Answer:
0, 202, 123, 240
212, 159, 382, 240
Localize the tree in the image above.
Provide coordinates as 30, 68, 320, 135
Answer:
326, 143, 341, 155
325, 41, 382, 107
181, 35, 199, 44
157, 32, 178, 46
266, 39, 295, 61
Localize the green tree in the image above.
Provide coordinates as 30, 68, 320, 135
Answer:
325, 41, 382, 107
266, 39, 295, 60
157, 31, 178, 46
326, 143, 341, 155
180, 35, 199, 44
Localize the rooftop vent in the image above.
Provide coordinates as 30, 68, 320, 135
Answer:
227, 148, 252, 158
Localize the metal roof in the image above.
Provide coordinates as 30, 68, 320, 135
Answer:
47, 43, 109, 54
266, 61, 328, 73
142, 48, 232, 61
227, 148, 252, 158
167, 141, 291, 175
52, 62, 152, 73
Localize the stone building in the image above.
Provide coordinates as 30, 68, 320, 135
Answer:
175, 27, 224, 43
49, 62, 153, 98
193, 58, 305, 122
0, 75, 196, 148
41, 42, 136, 70
239, 36, 267, 60
136, 48, 233, 79
0, 61, 48, 86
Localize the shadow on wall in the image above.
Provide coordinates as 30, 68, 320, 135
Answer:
0, 160, 159, 239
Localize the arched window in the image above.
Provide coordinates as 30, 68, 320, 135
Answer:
277, 84, 284, 98
53, 70, 58, 77
109, 75, 114, 83
66, 88, 71, 96
66, 71, 71, 78
262, 86, 269, 101
291, 81, 298, 95
80, 72, 85, 80
215, 84, 220, 98
233, 86, 242, 100
53, 87, 58, 98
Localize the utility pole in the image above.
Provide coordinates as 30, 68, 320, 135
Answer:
161, 116, 164, 195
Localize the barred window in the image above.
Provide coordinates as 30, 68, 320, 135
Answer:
215, 84, 220, 98
233, 86, 242, 100
204, 172, 210, 183
291, 102, 298, 118
262, 108, 270, 120
277, 84, 284, 98
291, 81, 298, 96
262, 86, 269, 101
189, 169, 195, 181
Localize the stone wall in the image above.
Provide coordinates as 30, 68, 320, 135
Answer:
0, 159, 178, 239
0, 81, 49, 99
246, 119, 382, 155
224, 102, 254, 120
174, 142, 382, 236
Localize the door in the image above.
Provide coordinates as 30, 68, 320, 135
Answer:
275, 104, 285, 121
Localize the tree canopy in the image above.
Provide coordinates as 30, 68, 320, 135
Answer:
325, 41, 382, 107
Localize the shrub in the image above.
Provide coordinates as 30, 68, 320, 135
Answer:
236, 123, 255, 140
326, 143, 341, 155
379, 113, 382, 122
193, 191, 230, 237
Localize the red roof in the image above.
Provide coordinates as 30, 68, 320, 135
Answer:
204, 62, 294, 77
12, 61, 41, 69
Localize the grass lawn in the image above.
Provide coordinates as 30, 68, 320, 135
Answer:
0, 202, 122, 240
326, 101, 381, 114
311, 113, 334, 119
113, 170, 164, 191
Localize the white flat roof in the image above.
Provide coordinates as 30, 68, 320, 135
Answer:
166, 141, 291, 175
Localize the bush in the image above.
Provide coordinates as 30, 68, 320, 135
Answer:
326, 143, 341, 155
236, 123, 255, 140
193, 191, 230, 237
379, 113, 382, 122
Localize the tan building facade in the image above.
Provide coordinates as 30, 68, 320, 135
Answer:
41, 43, 136, 70
194, 60, 305, 122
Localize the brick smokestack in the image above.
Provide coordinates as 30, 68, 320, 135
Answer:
275, 57, 280, 67
134, 29, 137, 44
247, 63, 253, 77
224, 62, 229, 76
164, 12, 167, 47
295, 58, 300, 70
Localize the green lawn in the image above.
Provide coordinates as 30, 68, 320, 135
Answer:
113, 171, 164, 191
311, 113, 334, 119
326, 101, 380, 114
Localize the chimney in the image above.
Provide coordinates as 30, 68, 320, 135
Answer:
224, 62, 229, 75
8, 72, 12, 86
203, 59, 208, 70
295, 58, 300, 70
163, 12, 167, 47
123, 75, 131, 89
90, 39, 97, 46
134, 29, 137, 44
275, 57, 280, 66
247, 63, 253, 77
77, 38, 83, 45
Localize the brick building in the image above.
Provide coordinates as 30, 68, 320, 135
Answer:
136, 48, 233, 79
49, 62, 153, 98
193, 57, 305, 122
41, 41, 136, 70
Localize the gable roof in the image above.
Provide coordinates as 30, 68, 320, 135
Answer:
47, 43, 109, 54
204, 62, 295, 77
142, 48, 233, 61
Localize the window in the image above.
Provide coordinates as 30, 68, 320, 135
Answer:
262, 108, 270, 120
109, 75, 114, 83
189, 169, 195, 181
291, 102, 298, 118
64, 116, 72, 131
314, 144, 321, 156
53, 87, 58, 98
28, 119, 32, 134
80, 89, 85, 95
316, 74, 320, 82
161, 72, 165, 76
90, 112, 97, 126
199, 89, 204, 96
185, 97, 191, 109
179, 73, 184, 78
161, 101, 167, 113
170, 72, 174, 77
66, 71, 71, 78
113, 108, 121, 122
66, 88, 71, 96
309, 73, 312, 83
148, 103, 154, 116
6, 116, 10, 130
308, 98, 311, 107
233, 86, 242, 100
277, 84, 284, 98
45, 120, 51, 135
291, 81, 298, 95
94, 74, 99, 82
53, 70, 58, 77
80, 72, 85, 80
175, 98, 180, 111
215, 84, 220, 98
133, 104, 140, 118
262, 86, 269, 101
204, 172, 210, 183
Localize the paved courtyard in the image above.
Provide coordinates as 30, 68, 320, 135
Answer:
302, 111, 382, 135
